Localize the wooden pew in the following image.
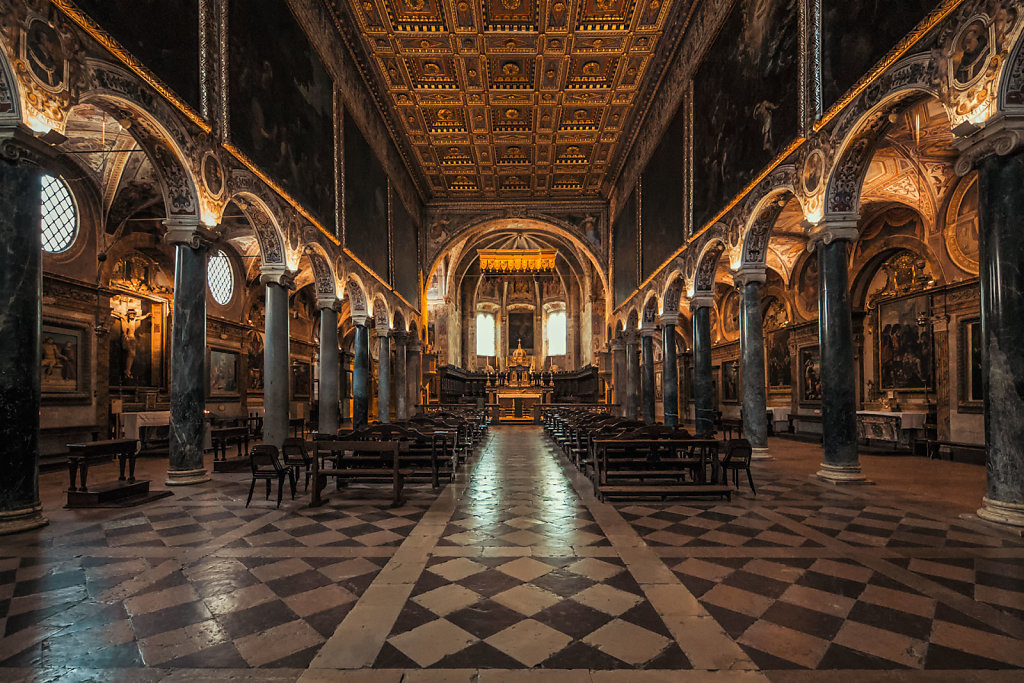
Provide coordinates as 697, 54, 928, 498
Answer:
591, 438, 732, 502
65, 438, 171, 508
310, 441, 411, 508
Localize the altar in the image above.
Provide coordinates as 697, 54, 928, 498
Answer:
856, 411, 929, 450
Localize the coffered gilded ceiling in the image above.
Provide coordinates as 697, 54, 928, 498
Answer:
325, 0, 690, 201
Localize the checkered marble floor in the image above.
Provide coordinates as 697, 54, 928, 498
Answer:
0, 429, 1022, 680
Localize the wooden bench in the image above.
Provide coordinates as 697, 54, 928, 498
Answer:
65, 439, 171, 508
310, 441, 412, 508
927, 439, 985, 462
591, 438, 732, 502
210, 426, 250, 462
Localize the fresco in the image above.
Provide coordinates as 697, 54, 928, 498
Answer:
75, 0, 201, 111
344, 112, 390, 280
640, 106, 685, 280
878, 294, 932, 391
692, 0, 799, 232
821, 1, 941, 110
613, 188, 638, 306
229, 0, 336, 232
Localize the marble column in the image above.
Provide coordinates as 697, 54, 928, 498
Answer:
640, 328, 657, 424
353, 320, 370, 428
408, 339, 422, 415
736, 267, 769, 458
262, 269, 293, 449
393, 331, 408, 420
662, 315, 679, 427
691, 296, 715, 437
166, 223, 211, 485
967, 135, 1024, 527
0, 156, 47, 533
811, 223, 865, 483
611, 337, 626, 417
625, 331, 640, 421
318, 300, 340, 435
377, 327, 391, 423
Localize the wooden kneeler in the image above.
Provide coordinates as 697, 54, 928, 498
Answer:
310, 440, 409, 508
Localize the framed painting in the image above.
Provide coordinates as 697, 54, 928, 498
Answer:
721, 360, 739, 404
766, 327, 792, 391
508, 311, 534, 351
878, 295, 932, 391
291, 359, 312, 399
799, 346, 822, 404
41, 321, 88, 399
209, 348, 239, 397
960, 318, 983, 410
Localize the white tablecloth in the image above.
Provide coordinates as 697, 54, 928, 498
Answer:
119, 411, 212, 450
857, 411, 928, 430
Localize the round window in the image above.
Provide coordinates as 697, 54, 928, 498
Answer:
207, 249, 234, 305
41, 174, 77, 253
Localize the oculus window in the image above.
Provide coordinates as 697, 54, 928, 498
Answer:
41, 174, 77, 253
207, 249, 234, 305
476, 312, 496, 357
546, 309, 567, 356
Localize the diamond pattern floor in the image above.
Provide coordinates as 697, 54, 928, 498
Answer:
0, 428, 1021, 679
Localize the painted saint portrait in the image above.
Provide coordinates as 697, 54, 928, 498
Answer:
291, 360, 312, 399
800, 346, 821, 403
508, 312, 534, 352
209, 349, 239, 396
722, 360, 739, 403
952, 20, 991, 87
766, 328, 792, 390
41, 324, 84, 394
878, 295, 932, 391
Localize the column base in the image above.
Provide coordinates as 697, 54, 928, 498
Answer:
0, 504, 48, 535
815, 462, 872, 485
751, 447, 772, 461
977, 496, 1024, 531
165, 468, 211, 486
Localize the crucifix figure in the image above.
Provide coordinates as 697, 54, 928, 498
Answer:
112, 308, 151, 380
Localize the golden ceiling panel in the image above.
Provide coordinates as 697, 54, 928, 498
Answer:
327, 0, 688, 200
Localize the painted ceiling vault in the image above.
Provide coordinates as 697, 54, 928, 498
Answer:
326, 0, 690, 201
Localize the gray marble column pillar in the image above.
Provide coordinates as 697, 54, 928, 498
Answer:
262, 269, 293, 449
318, 301, 340, 435
353, 321, 370, 428
661, 315, 679, 427
393, 332, 408, 420
625, 331, 640, 421
691, 296, 715, 437
965, 133, 1024, 528
810, 222, 865, 483
640, 328, 657, 424
166, 223, 211, 485
408, 340, 422, 415
377, 328, 391, 423
736, 267, 769, 457
0, 156, 47, 534
611, 338, 626, 417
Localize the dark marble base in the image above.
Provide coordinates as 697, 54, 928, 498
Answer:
0, 504, 47, 535
65, 480, 172, 508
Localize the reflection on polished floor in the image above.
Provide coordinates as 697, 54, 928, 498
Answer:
1, 426, 1023, 680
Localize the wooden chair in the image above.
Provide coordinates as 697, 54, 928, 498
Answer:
720, 438, 755, 494
281, 437, 313, 492
246, 445, 295, 508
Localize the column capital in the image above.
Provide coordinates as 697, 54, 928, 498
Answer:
352, 313, 371, 327
316, 296, 341, 311
408, 338, 423, 352
640, 327, 659, 339
623, 330, 640, 345
660, 313, 679, 326
609, 337, 625, 351
164, 219, 216, 248
806, 217, 859, 252
954, 113, 1024, 177
732, 265, 766, 287
391, 329, 409, 344
260, 265, 297, 288
0, 125, 60, 168
688, 293, 714, 311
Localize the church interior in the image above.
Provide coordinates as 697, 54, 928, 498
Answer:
1, 0, 1023, 678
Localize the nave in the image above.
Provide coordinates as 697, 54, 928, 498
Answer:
0, 427, 1022, 680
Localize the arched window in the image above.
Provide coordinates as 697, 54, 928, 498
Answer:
476, 312, 495, 356
207, 249, 234, 305
40, 174, 77, 253
546, 309, 566, 356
